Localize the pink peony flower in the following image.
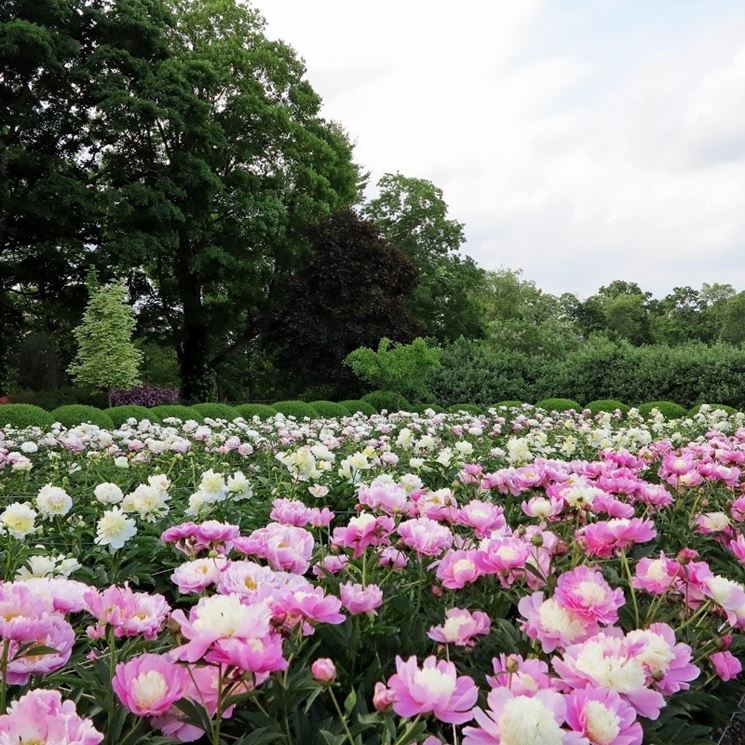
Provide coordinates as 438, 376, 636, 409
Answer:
475, 537, 531, 578
553, 632, 666, 720
463, 688, 574, 745
428, 608, 491, 647
378, 547, 409, 570
3, 614, 75, 685
85, 584, 170, 640
576, 519, 657, 559
436, 550, 482, 590
281, 587, 346, 634
358, 477, 408, 514
234, 523, 314, 574
565, 687, 643, 745
171, 557, 227, 594
270, 498, 313, 526
113, 653, 188, 716
518, 591, 598, 653
387, 655, 477, 724
339, 582, 383, 615
397, 517, 454, 557
631, 553, 680, 595
0, 688, 103, 745
331, 513, 394, 558
457, 500, 506, 538
711, 651, 742, 681
311, 658, 337, 682
372, 681, 395, 712
555, 566, 625, 625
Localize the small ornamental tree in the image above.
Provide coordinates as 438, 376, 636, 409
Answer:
344, 337, 441, 402
68, 282, 142, 406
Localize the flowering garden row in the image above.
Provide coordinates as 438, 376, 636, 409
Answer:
0, 404, 744, 744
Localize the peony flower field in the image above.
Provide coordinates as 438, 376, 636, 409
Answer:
2, 403, 745, 744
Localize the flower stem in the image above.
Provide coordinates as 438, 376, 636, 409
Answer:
328, 686, 356, 745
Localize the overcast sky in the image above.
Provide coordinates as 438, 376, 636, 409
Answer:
261, 0, 745, 297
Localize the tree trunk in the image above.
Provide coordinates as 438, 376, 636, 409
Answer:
175, 237, 213, 403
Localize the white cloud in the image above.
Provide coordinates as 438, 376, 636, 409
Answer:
260, 1, 745, 296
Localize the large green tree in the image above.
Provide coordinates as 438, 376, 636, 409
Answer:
0, 0, 108, 393
365, 173, 484, 342
93, 0, 360, 400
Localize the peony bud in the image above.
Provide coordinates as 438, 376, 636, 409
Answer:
311, 658, 337, 683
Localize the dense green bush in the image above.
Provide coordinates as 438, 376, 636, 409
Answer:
8, 386, 107, 410
689, 403, 738, 415
447, 403, 483, 414
361, 390, 412, 412
51, 404, 113, 428
0, 404, 54, 428
272, 400, 320, 419
585, 399, 630, 415
310, 400, 350, 417
638, 401, 688, 419
104, 405, 161, 427
338, 399, 376, 416
191, 403, 237, 421
429, 338, 541, 405
235, 403, 277, 419
409, 403, 444, 414
152, 405, 204, 422
536, 398, 582, 412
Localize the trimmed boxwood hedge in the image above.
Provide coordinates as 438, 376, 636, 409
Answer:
235, 403, 277, 419
638, 401, 688, 419
151, 405, 204, 423
361, 391, 412, 413
339, 400, 376, 416
310, 400, 350, 417
689, 403, 738, 415
51, 404, 113, 429
491, 400, 526, 410
536, 398, 582, 412
0, 404, 54, 429
272, 400, 319, 419
104, 405, 161, 427
191, 403, 238, 421
585, 399, 630, 415
447, 403, 483, 414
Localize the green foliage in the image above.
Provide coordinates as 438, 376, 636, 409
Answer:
51, 404, 113, 429
586, 399, 630, 415
537, 398, 582, 412
0, 404, 54, 429
235, 403, 278, 419
152, 405, 204, 423
361, 391, 412, 412
104, 406, 162, 427
638, 401, 688, 419
8, 386, 106, 410
447, 403, 483, 414
365, 173, 485, 341
345, 337, 441, 402
309, 401, 350, 418
338, 400, 376, 416
68, 282, 142, 398
137, 341, 180, 388
272, 401, 320, 419
191, 403, 237, 421
410, 403, 444, 413
720, 292, 745, 344
689, 403, 738, 415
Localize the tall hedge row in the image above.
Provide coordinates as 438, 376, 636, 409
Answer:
430, 338, 745, 409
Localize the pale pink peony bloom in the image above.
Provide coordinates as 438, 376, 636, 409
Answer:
85, 584, 170, 640
235, 523, 314, 574
475, 537, 531, 578
565, 686, 643, 745
397, 517, 454, 557
171, 557, 227, 594
522, 495, 564, 520
113, 653, 188, 716
339, 582, 383, 615
625, 623, 699, 695
555, 566, 625, 625
428, 608, 491, 647
711, 651, 742, 681
170, 594, 273, 662
436, 550, 482, 589
270, 498, 313, 526
631, 553, 680, 595
378, 547, 409, 570
311, 657, 337, 682
518, 591, 598, 653
4, 614, 75, 684
372, 681, 395, 712
729, 533, 745, 562
553, 632, 666, 720
358, 477, 408, 514
463, 688, 575, 745
0, 688, 103, 745
457, 500, 506, 538
16, 577, 92, 614
576, 518, 656, 558
331, 513, 394, 558
280, 587, 346, 635
313, 554, 350, 578
387, 655, 477, 724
